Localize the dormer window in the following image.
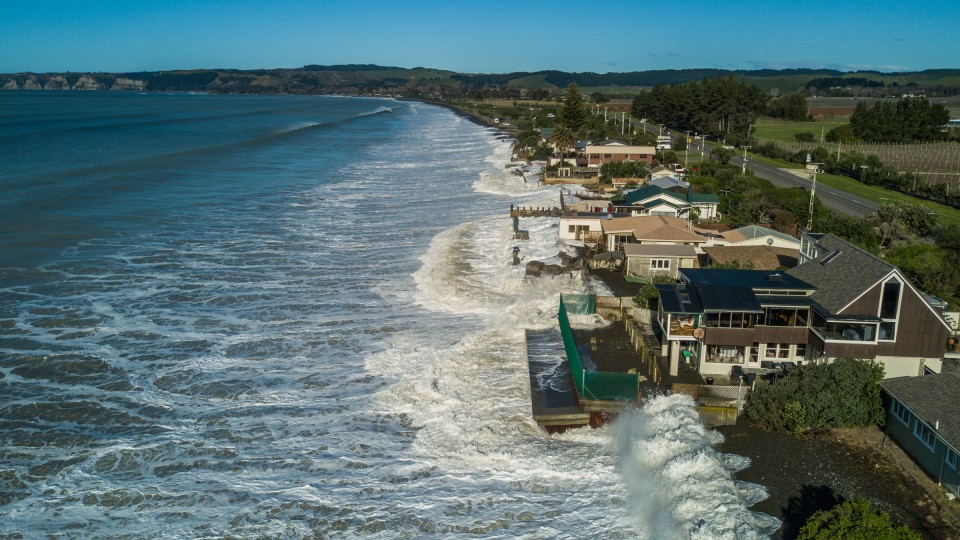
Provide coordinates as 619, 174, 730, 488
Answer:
879, 277, 902, 341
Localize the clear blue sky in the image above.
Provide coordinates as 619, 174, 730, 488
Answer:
2, 0, 958, 74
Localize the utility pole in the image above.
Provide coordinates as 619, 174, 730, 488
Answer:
621, 112, 625, 135
806, 164, 822, 231
684, 130, 690, 166
741, 146, 752, 175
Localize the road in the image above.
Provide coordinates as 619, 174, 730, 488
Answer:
637, 124, 879, 218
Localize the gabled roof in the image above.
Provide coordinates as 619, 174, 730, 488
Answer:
621, 185, 718, 207
622, 185, 686, 206
649, 176, 689, 190
623, 244, 697, 258
724, 225, 799, 245
601, 215, 707, 243
786, 234, 895, 314
597, 139, 627, 146
880, 372, 960, 450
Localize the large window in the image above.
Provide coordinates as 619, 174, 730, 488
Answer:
892, 400, 911, 426
763, 307, 809, 327
914, 421, 936, 451
650, 259, 670, 270
811, 316, 877, 342
879, 278, 901, 340
704, 312, 759, 329
948, 448, 958, 469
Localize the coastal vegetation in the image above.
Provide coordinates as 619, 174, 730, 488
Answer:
743, 358, 885, 433
798, 498, 921, 540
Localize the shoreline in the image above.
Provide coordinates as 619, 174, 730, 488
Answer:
401, 97, 518, 142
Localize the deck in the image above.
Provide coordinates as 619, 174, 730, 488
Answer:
525, 328, 590, 432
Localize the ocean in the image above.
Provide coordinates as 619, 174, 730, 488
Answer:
0, 91, 777, 538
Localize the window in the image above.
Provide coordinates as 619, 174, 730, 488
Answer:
795, 343, 806, 359
568, 225, 576, 233
765, 343, 792, 359
948, 448, 958, 469
879, 278, 901, 340
914, 421, 936, 451
892, 401, 911, 426
880, 279, 901, 319
749, 343, 760, 363
650, 259, 670, 269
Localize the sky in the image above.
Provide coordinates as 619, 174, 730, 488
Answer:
2, 0, 958, 74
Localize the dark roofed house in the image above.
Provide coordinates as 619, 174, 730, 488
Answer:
615, 185, 719, 221
788, 232, 950, 378
880, 373, 960, 497
651, 232, 951, 382
654, 269, 815, 377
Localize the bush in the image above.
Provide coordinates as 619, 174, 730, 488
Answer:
793, 131, 816, 142
798, 499, 920, 540
744, 357, 885, 432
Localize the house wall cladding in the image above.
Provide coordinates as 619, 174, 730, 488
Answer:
844, 276, 949, 358
884, 403, 960, 496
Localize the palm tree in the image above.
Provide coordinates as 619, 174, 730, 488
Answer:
549, 124, 576, 170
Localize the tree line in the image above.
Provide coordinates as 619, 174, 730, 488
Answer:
849, 97, 950, 142
630, 77, 768, 140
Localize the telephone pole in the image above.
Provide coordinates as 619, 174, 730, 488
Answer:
741, 146, 752, 175
806, 164, 822, 231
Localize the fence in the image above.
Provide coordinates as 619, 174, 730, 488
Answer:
558, 296, 640, 402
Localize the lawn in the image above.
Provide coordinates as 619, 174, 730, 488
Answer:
752, 117, 849, 143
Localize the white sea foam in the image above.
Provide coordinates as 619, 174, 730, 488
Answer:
0, 98, 774, 539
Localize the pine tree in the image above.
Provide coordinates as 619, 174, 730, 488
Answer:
560, 83, 587, 133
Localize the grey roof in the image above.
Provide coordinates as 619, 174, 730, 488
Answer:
880, 372, 960, 450
649, 176, 690, 190
786, 234, 894, 315
623, 244, 697, 258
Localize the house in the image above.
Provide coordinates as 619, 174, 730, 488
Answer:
558, 211, 626, 243
722, 225, 800, 250
788, 233, 951, 378
651, 233, 951, 380
623, 243, 697, 280
585, 141, 655, 167
613, 185, 720, 221
879, 373, 960, 497
701, 245, 799, 270
599, 215, 708, 252
655, 269, 816, 377
649, 165, 678, 180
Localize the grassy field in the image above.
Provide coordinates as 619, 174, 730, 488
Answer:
752, 117, 849, 143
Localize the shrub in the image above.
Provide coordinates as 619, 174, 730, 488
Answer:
798, 499, 920, 540
744, 357, 885, 432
